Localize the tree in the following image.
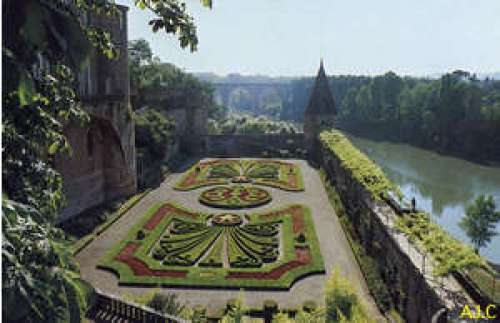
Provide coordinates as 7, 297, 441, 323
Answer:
459, 195, 500, 254
2, 0, 211, 321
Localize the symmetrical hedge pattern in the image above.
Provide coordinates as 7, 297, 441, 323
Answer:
174, 159, 304, 191
199, 185, 272, 209
97, 202, 324, 289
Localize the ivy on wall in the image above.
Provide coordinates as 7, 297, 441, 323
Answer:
319, 129, 489, 278
319, 130, 401, 200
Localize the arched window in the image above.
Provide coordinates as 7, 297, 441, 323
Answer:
87, 131, 94, 158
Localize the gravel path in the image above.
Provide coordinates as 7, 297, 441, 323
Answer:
76, 159, 384, 320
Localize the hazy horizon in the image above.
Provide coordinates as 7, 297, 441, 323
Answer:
120, 0, 500, 77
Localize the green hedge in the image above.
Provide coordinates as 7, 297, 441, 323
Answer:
97, 203, 325, 289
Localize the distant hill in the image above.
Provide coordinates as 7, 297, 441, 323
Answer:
478, 72, 500, 80
196, 71, 500, 83
194, 72, 296, 84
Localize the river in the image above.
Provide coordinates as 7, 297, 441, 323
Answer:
347, 135, 500, 263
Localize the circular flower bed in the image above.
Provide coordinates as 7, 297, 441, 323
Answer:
211, 213, 243, 226
199, 185, 271, 209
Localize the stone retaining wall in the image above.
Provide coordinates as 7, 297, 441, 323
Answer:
319, 142, 453, 323
200, 134, 307, 158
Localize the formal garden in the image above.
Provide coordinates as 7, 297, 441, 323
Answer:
97, 202, 325, 289
199, 185, 272, 209
174, 159, 304, 191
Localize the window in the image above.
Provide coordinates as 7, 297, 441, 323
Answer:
87, 131, 94, 158
105, 77, 112, 95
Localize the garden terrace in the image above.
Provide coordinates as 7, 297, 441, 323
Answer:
97, 202, 325, 289
75, 158, 380, 314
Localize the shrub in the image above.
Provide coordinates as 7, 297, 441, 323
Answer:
302, 300, 317, 313
136, 230, 146, 240
147, 292, 186, 316
263, 299, 278, 312
325, 269, 359, 322
192, 304, 207, 323
296, 233, 306, 243
226, 298, 239, 311
272, 312, 292, 323
135, 108, 175, 188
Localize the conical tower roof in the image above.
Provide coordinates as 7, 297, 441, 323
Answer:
305, 59, 336, 115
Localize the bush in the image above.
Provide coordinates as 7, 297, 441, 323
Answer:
192, 304, 207, 323
296, 233, 306, 243
325, 269, 359, 322
136, 230, 146, 240
135, 108, 175, 188
147, 293, 186, 316
263, 299, 278, 312
302, 300, 317, 313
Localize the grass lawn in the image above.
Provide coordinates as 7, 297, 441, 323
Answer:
97, 202, 324, 289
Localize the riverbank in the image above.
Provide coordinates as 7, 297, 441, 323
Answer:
337, 122, 500, 166
345, 134, 500, 263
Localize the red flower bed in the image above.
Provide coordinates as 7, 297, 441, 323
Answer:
143, 203, 198, 230
226, 247, 311, 280
115, 243, 187, 277
259, 205, 305, 233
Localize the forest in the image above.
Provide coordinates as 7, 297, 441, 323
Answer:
279, 71, 500, 163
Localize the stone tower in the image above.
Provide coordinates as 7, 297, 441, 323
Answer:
303, 59, 336, 141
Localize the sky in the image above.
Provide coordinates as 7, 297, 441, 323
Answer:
119, 0, 500, 77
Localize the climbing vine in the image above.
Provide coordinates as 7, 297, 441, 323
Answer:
319, 130, 401, 200
395, 212, 487, 276
320, 129, 490, 278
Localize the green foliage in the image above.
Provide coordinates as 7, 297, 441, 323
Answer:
147, 293, 187, 317
135, 0, 212, 51
135, 108, 175, 157
324, 268, 376, 323
320, 170, 393, 313
135, 108, 175, 188
319, 130, 401, 200
2, 200, 90, 323
459, 194, 500, 253
2, 0, 211, 320
98, 203, 325, 289
209, 164, 240, 178
467, 267, 500, 304
336, 71, 500, 161
395, 212, 487, 276
128, 38, 223, 120
279, 70, 500, 161
325, 269, 359, 322
247, 164, 280, 179
210, 113, 298, 134
294, 308, 326, 323
136, 230, 146, 240
222, 291, 247, 323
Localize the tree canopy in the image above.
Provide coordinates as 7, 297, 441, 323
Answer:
2, 0, 211, 321
459, 195, 500, 254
